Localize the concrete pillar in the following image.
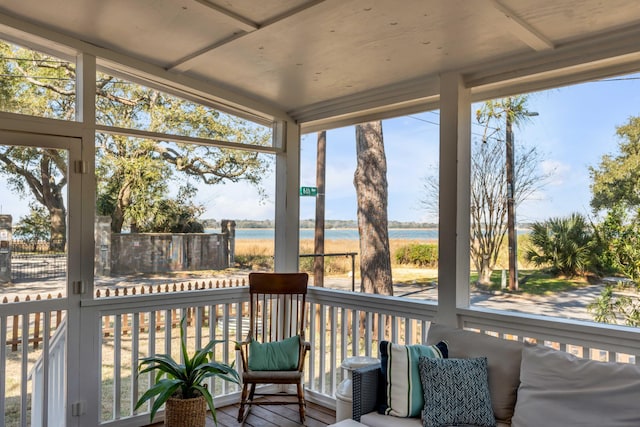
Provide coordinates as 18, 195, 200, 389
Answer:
0, 215, 12, 284
221, 220, 236, 267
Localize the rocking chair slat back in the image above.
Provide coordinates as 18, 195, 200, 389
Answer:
248, 272, 308, 343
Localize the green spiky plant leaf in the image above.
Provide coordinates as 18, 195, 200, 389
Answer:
134, 315, 239, 425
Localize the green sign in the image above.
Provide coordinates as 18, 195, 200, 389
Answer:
299, 186, 318, 197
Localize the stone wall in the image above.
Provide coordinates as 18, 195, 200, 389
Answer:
109, 232, 228, 275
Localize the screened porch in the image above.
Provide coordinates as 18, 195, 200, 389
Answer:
1, 1, 640, 426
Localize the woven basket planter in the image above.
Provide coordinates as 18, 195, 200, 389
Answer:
164, 395, 207, 427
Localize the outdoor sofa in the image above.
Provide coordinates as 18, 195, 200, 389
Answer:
351, 323, 640, 427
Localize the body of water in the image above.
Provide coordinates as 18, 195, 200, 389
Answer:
231, 228, 439, 240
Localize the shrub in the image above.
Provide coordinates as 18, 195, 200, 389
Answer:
394, 243, 438, 267
298, 255, 353, 275
592, 204, 640, 281
234, 254, 273, 270
524, 213, 593, 277
588, 284, 640, 326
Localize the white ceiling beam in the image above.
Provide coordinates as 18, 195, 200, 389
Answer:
169, 0, 326, 72
464, 23, 640, 88
470, 51, 640, 103
191, 0, 258, 31
300, 96, 441, 134
294, 75, 441, 128
489, 0, 554, 51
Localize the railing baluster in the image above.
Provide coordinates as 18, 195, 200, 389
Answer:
195, 306, 203, 349
351, 309, 358, 357
308, 302, 316, 389
0, 315, 5, 424
42, 312, 51, 427
228, 301, 240, 394
421, 319, 428, 343
223, 303, 230, 394
391, 316, 398, 343
147, 310, 156, 414
164, 309, 172, 356
365, 311, 372, 356
319, 304, 326, 394
405, 318, 413, 345
341, 308, 348, 365
330, 305, 337, 392
114, 314, 122, 420
20, 313, 28, 427
131, 312, 140, 417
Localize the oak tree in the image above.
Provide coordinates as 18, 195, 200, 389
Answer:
0, 41, 270, 241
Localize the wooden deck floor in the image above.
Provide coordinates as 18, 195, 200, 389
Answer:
147, 396, 336, 427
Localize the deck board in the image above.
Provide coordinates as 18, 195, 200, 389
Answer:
147, 398, 336, 427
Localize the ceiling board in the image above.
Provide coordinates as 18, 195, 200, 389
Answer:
0, 0, 639, 126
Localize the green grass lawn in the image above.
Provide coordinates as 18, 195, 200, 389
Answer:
471, 269, 590, 296
391, 266, 590, 296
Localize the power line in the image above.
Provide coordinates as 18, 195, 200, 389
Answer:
408, 114, 503, 142
407, 115, 439, 126
597, 76, 640, 82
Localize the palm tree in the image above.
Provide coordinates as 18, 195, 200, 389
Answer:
525, 213, 593, 277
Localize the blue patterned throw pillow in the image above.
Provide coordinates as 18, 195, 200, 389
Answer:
418, 356, 495, 427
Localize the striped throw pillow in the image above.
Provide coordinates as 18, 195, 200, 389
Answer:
379, 340, 448, 418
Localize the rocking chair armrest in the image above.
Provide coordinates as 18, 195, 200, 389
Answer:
297, 340, 311, 370
235, 339, 251, 372
235, 339, 251, 351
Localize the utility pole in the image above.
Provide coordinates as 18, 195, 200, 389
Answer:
505, 111, 518, 291
314, 131, 326, 287
505, 107, 538, 291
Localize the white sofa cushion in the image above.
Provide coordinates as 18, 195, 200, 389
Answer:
361, 411, 422, 427
426, 323, 523, 425
512, 343, 640, 427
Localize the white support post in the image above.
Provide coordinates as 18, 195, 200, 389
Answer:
436, 72, 471, 327
75, 51, 99, 427
274, 119, 301, 272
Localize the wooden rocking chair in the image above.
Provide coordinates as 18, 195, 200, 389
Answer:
235, 272, 310, 423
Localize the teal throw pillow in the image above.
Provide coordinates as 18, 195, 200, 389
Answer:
248, 335, 300, 371
379, 340, 448, 417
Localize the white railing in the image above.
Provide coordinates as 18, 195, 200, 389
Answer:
459, 307, 640, 363
83, 287, 248, 426
87, 286, 440, 425
0, 298, 67, 427
4, 285, 640, 426
30, 317, 67, 427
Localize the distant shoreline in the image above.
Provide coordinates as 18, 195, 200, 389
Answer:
228, 228, 439, 241
209, 227, 529, 241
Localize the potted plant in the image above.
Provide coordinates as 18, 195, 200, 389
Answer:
135, 316, 239, 426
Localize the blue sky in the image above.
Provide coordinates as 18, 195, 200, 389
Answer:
293, 74, 640, 224
2, 74, 640, 225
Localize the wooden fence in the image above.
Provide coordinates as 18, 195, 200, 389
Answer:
2, 277, 247, 351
